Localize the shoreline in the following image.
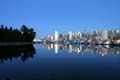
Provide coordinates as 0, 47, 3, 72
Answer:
35, 41, 120, 46
0, 42, 34, 46
0, 42, 119, 46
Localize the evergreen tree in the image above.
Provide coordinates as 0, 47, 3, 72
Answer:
0, 25, 36, 42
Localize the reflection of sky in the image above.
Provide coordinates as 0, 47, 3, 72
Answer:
0, 0, 120, 38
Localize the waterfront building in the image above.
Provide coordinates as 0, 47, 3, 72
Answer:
55, 31, 58, 41
47, 34, 51, 41
63, 34, 69, 41
69, 32, 73, 40
58, 34, 63, 41
100, 30, 108, 41
110, 30, 115, 40
51, 36, 54, 41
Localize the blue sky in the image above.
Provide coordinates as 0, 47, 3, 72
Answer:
0, 0, 120, 38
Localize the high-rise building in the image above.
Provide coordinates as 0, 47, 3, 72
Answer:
100, 30, 108, 41
64, 34, 69, 41
48, 34, 51, 41
69, 32, 73, 40
58, 34, 63, 41
77, 32, 82, 39
51, 36, 54, 40
55, 31, 58, 41
110, 30, 115, 40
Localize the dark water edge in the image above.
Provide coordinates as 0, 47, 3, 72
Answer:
0, 44, 36, 63
0, 42, 34, 46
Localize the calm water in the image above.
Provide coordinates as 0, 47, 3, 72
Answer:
0, 44, 120, 80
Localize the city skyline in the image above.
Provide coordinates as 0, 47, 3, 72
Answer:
0, 0, 120, 38
35, 29, 120, 48
41, 29, 120, 40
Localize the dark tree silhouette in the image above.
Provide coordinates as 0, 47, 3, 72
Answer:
0, 25, 36, 42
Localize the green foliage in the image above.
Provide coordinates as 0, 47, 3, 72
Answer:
0, 25, 36, 42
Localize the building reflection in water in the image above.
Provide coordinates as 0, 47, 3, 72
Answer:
41, 43, 120, 56
69, 45, 72, 53
0, 45, 35, 63
55, 44, 58, 54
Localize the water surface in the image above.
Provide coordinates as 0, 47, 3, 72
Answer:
0, 44, 120, 80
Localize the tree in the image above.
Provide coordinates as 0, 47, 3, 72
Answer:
0, 24, 36, 42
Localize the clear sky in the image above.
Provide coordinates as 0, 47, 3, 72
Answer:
0, 0, 120, 38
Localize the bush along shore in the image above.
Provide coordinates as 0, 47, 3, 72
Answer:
0, 25, 36, 45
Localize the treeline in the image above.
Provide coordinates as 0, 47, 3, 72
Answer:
0, 25, 36, 42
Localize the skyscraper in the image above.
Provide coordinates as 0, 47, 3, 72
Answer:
55, 31, 58, 41
69, 32, 73, 40
100, 30, 108, 41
